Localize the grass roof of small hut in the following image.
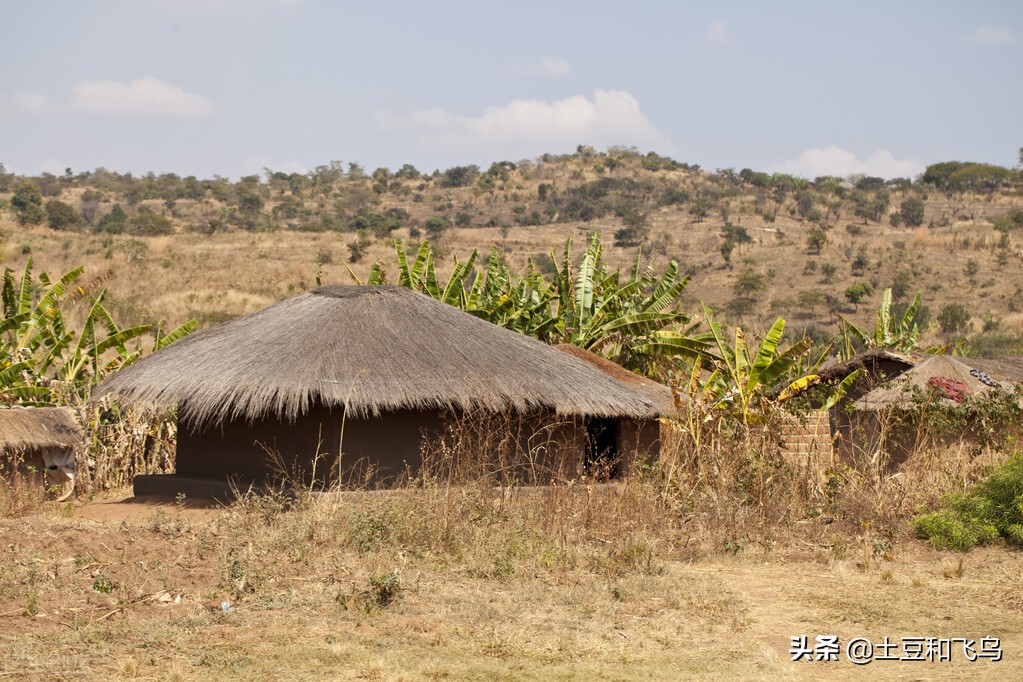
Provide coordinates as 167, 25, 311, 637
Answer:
855, 354, 1018, 410
98, 286, 667, 424
0, 407, 82, 453
816, 348, 922, 383
554, 344, 678, 416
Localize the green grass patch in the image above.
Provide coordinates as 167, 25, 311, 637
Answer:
915, 452, 1023, 551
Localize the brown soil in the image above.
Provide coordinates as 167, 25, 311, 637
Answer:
1, 494, 1020, 680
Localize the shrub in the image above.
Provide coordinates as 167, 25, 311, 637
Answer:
424, 216, 451, 238
899, 197, 926, 227
45, 200, 83, 230
915, 453, 1023, 550
938, 303, 971, 334
993, 208, 1023, 233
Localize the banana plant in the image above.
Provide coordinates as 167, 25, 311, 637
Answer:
1, 261, 196, 405
345, 235, 709, 377
546, 235, 708, 375
698, 305, 815, 423
838, 287, 922, 360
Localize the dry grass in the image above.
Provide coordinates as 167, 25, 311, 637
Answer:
2, 181, 1020, 344
1, 478, 1021, 680
3, 404, 1022, 677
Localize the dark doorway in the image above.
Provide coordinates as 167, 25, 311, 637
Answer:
585, 418, 620, 480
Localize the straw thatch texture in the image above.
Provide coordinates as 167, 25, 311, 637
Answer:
968, 356, 1023, 384
856, 355, 1017, 410
98, 286, 665, 425
554, 344, 678, 416
0, 407, 82, 453
817, 349, 921, 383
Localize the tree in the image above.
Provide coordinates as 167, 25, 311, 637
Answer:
732, 270, 768, 301
838, 288, 922, 359
695, 307, 816, 423
797, 289, 826, 315
439, 165, 480, 188
424, 216, 451, 238
806, 226, 828, 254
129, 208, 174, 236
721, 222, 753, 254
900, 197, 925, 227
45, 200, 82, 230
850, 246, 869, 274
720, 239, 735, 266
97, 204, 129, 233
11, 182, 45, 226
395, 164, 421, 180
845, 283, 870, 307
613, 210, 649, 247
938, 304, 971, 335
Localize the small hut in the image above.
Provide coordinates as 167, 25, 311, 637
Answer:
98, 286, 674, 495
0, 407, 81, 501
824, 353, 1021, 465
555, 344, 678, 477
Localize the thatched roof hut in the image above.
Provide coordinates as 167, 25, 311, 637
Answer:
856, 355, 1019, 410
99, 286, 666, 425
554, 344, 678, 416
102, 286, 677, 494
0, 407, 82, 454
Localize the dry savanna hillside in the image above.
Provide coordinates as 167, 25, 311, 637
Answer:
1, 150, 1021, 353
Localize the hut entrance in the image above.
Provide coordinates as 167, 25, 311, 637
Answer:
585, 417, 620, 480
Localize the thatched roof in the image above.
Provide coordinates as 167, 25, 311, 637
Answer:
968, 356, 1023, 384
552, 347, 679, 417
0, 407, 82, 453
855, 355, 1017, 410
817, 349, 921, 383
98, 286, 667, 424
554, 344, 678, 416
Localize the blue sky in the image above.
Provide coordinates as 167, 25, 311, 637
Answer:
1, 0, 1020, 179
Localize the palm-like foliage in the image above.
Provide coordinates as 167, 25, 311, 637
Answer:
546, 235, 706, 375
838, 288, 922, 360
696, 305, 816, 422
0, 260, 197, 405
348, 235, 707, 377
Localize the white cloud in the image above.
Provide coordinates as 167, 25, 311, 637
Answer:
771, 146, 924, 180
12, 77, 216, 117
507, 57, 573, 78
12, 91, 52, 114
966, 25, 1022, 45
707, 20, 734, 46
71, 78, 216, 117
375, 90, 673, 158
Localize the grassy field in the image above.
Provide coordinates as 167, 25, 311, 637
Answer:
2, 487, 1021, 681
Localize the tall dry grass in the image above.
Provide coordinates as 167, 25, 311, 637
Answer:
203, 404, 1019, 589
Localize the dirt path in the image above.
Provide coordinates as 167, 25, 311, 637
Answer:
1, 497, 1020, 680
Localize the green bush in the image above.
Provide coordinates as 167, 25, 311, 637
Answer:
915, 453, 1023, 550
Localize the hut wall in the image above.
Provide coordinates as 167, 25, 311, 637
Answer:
777, 412, 834, 467
177, 406, 446, 486
176, 407, 663, 488
617, 418, 661, 476
829, 357, 916, 465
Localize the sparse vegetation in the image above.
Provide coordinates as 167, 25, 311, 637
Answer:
915, 453, 1023, 550
3, 148, 1023, 678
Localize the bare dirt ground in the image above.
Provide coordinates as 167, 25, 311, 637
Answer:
1, 492, 1021, 680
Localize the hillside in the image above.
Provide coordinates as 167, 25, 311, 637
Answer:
1, 149, 1021, 355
